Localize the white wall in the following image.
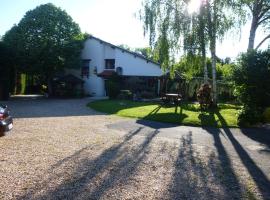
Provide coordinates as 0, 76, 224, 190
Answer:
72, 38, 106, 96
115, 49, 162, 77
69, 37, 163, 97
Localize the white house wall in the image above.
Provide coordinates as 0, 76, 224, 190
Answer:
80, 38, 105, 96
115, 49, 162, 77
68, 37, 163, 97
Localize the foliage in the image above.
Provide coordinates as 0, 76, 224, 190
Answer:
88, 100, 240, 127
0, 42, 15, 99
140, 91, 155, 99
237, 105, 262, 126
233, 50, 270, 125
216, 63, 235, 80
3, 3, 84, 94
106, 74, 120, 99
118, 90, 132, 100
135, 47, 154, 60
262, 107, 270, 123
197, 84, 213, 110
174, 55, 208, 80
184, 78, 234, 101
140, 0, 239, 105
118, 45, 160, 64
174, 55, 235, 81
118, 44, 132, 51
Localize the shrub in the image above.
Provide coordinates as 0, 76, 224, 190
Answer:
106, 73, 120, 99
233, 50, 270, 125
107, 80, 120, 99
118, 90, 132, 100
197, 83, 213, 110
141, 91, 155, 99
238, 105, 262, 126
263, 107, 270, 123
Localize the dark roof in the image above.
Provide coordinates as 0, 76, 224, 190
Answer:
97, 70, 116, 77
88, 36, 161, 66
56, 74, 84, 84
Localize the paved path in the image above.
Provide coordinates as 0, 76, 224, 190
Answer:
1, 97, 270, 199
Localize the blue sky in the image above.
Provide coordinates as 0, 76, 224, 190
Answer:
0, 0, 268, 59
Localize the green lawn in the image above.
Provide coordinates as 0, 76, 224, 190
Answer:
88, 100, 241, 127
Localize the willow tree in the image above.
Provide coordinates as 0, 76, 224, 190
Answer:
140, 0, 236, 105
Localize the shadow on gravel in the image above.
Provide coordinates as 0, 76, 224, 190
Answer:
240, 128, 270, 148
18, 127, 159, 199
215, 112, 270, 200
199, 110, 270, 199
169, 132, 244, 199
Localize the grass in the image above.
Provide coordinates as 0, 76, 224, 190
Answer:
88, 100, 241, 127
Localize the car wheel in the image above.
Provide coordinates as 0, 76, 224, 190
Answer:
0, 126, 4, 137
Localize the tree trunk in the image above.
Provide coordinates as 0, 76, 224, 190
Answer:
203, 49, 208, 83
200, 22, 208, 83
199, 4, 208, 83
248, 17, 258, 50
206, 0, 217, 106
210, 39, 217, 106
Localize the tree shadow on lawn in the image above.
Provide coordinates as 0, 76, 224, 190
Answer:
142, 104, 188, 126
18, 127, 159, 200
137, 103, 237, 128
200, 110, 270, 199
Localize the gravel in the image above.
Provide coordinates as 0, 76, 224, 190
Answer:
0, 98, 269, 200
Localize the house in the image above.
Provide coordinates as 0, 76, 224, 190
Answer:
67, 36, 163, 97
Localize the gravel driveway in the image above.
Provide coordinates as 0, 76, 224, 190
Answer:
0, 97, 269, 200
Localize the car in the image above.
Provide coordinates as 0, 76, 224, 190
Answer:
0, 105, 13, 136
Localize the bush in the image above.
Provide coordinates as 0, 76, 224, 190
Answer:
263, 107, 270, 123
107, 80, 120, 99
106, 73, 120, 99
233, 50, 270, 125
140, 91, 155, 99
197, 83, 213, 110
237, 105, 262, 126
118, 90, 132, 100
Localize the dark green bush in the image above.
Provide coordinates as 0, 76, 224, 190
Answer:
118, 90, 132, 100
263, 107, 270, 123
106, 73, 120, 99
237, 105, 262, 126
141, 91, 155, 99
233, 50, 270, 125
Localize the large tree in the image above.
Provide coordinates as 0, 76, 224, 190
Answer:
3, 3, 84, 95
0, 42, 15, 99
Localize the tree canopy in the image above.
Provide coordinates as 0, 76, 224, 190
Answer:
0, 42, 15, 99
3, 3, 84, 94
140, 0, 238, 104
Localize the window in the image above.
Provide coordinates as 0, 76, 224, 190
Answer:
81, 59, 90, 78
105, 59, 115, 69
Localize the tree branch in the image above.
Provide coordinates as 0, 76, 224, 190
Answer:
255, 34, 270, 50
258, 15, 270, 25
